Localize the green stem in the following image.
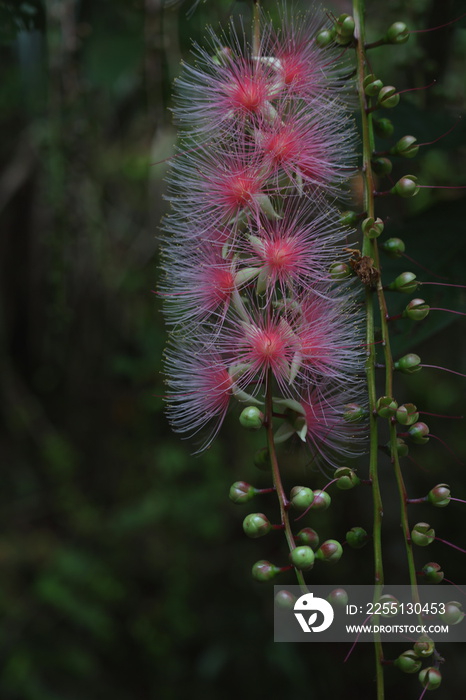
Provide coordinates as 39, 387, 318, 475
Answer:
265, 372, 306, 589
353, 1, 385, 697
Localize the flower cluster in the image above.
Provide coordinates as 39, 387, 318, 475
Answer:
161, 9, 366, 467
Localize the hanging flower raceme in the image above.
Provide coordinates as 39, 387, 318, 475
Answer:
161, 8, 366, 461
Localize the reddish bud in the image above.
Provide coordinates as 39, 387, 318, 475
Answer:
296, 527, 320, 549
395, 650, 422, 673
427, 484, 450, 508
252, 560, 281, 582
328, 588, 348, 607
392, 175, 420, 197
243, 513, 272, 538
329, 261, 352, 280
275, 589, 297, 609
411, 522, 435, 547
316, 539, 343, 564
408, 421, 430, 445
229, 481, 256, 504
403, 298, 430, 321
396, 403, 419, 426
311, 490, 331, 511
413, 635, 435, 658
419, 667, 442, 691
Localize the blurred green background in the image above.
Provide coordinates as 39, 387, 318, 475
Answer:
0, 0, 465, 698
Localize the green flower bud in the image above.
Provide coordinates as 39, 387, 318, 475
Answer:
229, 481, 257, 504
243, 513, 271, 538
411, 522, 435, 547
252, 560, 281, 582
290, 486, 315, 511
441, 601, 464, 625
388, 271, 419, 293
362, 216, 384, 239
335, 467, 360, 490
391, 135, 419, 158
392, 174, 420, 198
378, 85, 400, 109
385, 21, 410, 45
395, 650, 422, 673
422, 562, 444, 584
364, 79, 384, 97
239, 406, 264, 430
346, 526, 368, 549
408, 421, 430, 445
393, 437, 409, 457
427, 484, 451, 508
289, 545, 315, 571
327, 588, 348, 607
372, 157, 393, 175
403, 298, 430, 321
340, 210, 359, 227
419, 667, 442, 691
394, 353, 422, 374
274, 589, 297, 609
311, 490, 331, 511
378, 594, 399, 617
336, 14, 355, 37
316, 28, 335, 48
381, 237, 405, 258
373, 117, 394, 138
316, 539, 343, 564
376, 395, 398, 418
343, 403, 367, 422
396, 403, 419, 426
413, 635, 435, 658
329, 262, 352, 280
296, 527, 320, 549
254, 447, 271, 471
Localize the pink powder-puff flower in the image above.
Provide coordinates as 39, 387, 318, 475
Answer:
164, 342, 234, 451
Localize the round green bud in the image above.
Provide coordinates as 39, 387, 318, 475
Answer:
378, 594, 399, 617
346, 526, 368, 549
316, 539, 343, 564
394, 353, 422, 374
254, 447, 271, 471
289, 545, 315, 571
427, 484, 450, 508
381, 237, 405, 258
290, 486, 315, 511
335, 467, 360, 490
365, 79, 384, 97
296, 527, 320, 548
413, 635, 435, 658
391, 135, 419, 158
389, 271, 419, 293
336, 14, 355, 37
252, 560, 280, 582
376, 395, 398, 418
329, 262, 352, 280
229, 481, 257, 504
441, 601, 465, 625
315, 28, 335, 48
311, 490, 331, 511
378, 85, 400, 109
395, 403, 419, 426
411, 522, 435, 547
362, 216, 384, 239
392, 175, 420, 198
403, 298, 430, 321
372, 157, 393, 175
243, 513, 272, 538
327, 588, 348, 607
385, 21, 410, 45
374, 117, 394, 138
340, 210, 359, 227
422, 562, 444, 584
395, 650, 422, 673
274, 589, 297, 609
408, 421, 430, 445
343, 403, 367, 422
393, 437, 409, 457
419, 667, 442, 691
239, 406, 264, 430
